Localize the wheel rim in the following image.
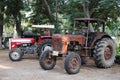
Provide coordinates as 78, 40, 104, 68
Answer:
44, 51, 53, 65
70, 57, 79, 70
104, 45, 113, 60
11, 52, 20, 60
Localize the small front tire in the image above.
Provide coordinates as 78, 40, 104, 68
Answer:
64, 52, 81, 74
9, 48, 23, 61
39, 50, 56, 70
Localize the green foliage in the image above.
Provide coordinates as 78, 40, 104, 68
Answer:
4, 0, 25, 27
106, 20, 120, 36
94, 0, 120, 20
29, 0, 55, 24
2, 0, 120, 34
116, 47, 120, 56
6, 0, 23, 17
0, 0, 5, 23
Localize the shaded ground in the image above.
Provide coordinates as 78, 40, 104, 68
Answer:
0, 49, 120, 80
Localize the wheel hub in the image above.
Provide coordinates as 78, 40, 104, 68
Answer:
70, 57, 79, 69
104, 46, 112, 60
11, 52, 20, 60
45, 51, 53, 65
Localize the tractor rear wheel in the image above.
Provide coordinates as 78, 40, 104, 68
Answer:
9, 48, 23, 61
37, 39, 52, 56
64, 52, 81, 74
39, 50, 56, 70
93, 38, 116, 68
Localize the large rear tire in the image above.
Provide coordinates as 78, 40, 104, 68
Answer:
39, 50, 56, 70
9, 48, 23, 61
37, 39, 52, 56
64, 52, 81, 74
93, 38, 116, 68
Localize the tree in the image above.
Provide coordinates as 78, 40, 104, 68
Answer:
6, 0, 24, 37
30, 0, 53, 24
0, 0, 5, 49
29, 0, 61, 33
43, 0, 54, 24
60, 0, 120, 32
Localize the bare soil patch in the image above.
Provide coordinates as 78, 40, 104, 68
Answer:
0, 49, 120, 80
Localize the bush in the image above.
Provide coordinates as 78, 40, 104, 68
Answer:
115, 47, 120, 64
116, 47, 120, 56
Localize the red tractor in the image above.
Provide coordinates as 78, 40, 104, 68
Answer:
39, 18, 116, 74
9, 25, 54, 61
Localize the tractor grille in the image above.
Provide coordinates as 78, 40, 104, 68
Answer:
53, 36, 62, 51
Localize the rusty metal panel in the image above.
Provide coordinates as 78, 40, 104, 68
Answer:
52, 34, 86, 54
90, 32, 110, 48
52, 34, 62, 51
63, 35, 86, 45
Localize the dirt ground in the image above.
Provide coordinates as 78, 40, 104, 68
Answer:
0, 49, 120, 80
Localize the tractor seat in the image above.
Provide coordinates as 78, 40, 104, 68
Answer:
22, 30, 40, 41
23, 30, 35, 36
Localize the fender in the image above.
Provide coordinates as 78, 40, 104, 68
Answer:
90, 32, 112, 48
37, 36, 52, 44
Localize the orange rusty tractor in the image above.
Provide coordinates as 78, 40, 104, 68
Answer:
39, 18, 116, 74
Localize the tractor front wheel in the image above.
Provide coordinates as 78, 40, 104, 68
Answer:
64, 52, 81, 74
39, 50, 56, 70
9, 48, 23, 61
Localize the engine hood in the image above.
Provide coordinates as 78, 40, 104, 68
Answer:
10, 38, 35, 43
52, 34, 86, 45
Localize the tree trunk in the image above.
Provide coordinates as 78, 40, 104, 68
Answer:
43, 0, 54, 24
43, 0, 59, 33
83, 2, 90, 18
82, 2, 94, 32
0, 25, 3, 49
14, 14, 22, 38
16, 20, 22, 38
0, 6, 4, 49
55, 0, 59, 33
